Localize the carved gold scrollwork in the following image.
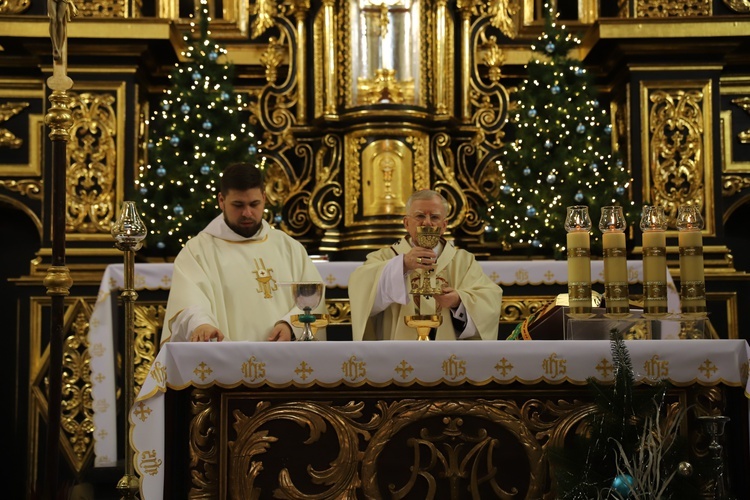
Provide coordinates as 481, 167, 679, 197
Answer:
66, 92, 117, 234
0, 101, 29, 148
133, 304, 164, 387
486, 0, 520, 39
229, 400, 371, 499
731, 97, 750, 143
189, 388, 220, 498
309, 134, 343, 229
723, 0, 750, 11
0, 179, 42, 199
500, 297, 555, 323
325, 298, 351, 325
0, 0, 30, 14
722, 174, 750, 196
648, 89, 705, 224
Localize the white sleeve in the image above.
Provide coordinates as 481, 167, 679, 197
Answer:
167, 305, 217, 342
371, 254, 410, 316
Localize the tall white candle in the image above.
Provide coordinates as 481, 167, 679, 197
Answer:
678, 229, 706, 316
567, 229, 592, 316
602, 231, 629, 315
642, 230, 667, 316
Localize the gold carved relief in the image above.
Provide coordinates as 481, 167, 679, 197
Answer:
636, 0, 711, 17
62, 82, 126, 241
309, 134, 343, 230
76, 0, 127, 17
0, 101, 28, 148
361, 138, 412, 216
0, 0, 30, 14
641, 81, 714, 234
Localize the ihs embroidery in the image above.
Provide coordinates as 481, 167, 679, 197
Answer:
253, 258, 278, 298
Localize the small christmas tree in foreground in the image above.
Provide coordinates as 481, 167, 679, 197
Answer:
485, 6, 635, 257
549, 331, 702, 499
137, 0, 260, 256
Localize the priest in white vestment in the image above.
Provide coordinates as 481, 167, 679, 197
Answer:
161, 163, 326, 343
349, 190, 502, 341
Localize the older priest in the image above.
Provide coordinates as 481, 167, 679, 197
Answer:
349, 190, 502, 341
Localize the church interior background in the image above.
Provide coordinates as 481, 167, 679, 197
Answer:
1, 0, 749, 497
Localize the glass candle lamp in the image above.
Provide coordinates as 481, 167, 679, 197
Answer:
565, 205, 593, 318
599, 206, 630, 317
676, 205, 707, 317
640, 206, 669, 317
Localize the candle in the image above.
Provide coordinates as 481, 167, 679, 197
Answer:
566, 229, 592, 316
642, 230, 668, 316
676, 205, 706, 317
678, 229, 706, 315
602, 231, 629, 316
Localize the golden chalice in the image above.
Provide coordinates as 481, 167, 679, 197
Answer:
406, 225, 444, 340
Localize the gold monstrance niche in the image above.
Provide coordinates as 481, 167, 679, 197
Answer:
313, 0, 456, 254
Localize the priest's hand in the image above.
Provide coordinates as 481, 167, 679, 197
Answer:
269, 321, 294, 342
435, 286, 460, 310
191, 323, 224, 342
404, 248, 437, 273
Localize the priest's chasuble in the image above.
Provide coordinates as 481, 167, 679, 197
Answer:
349, 237, 503, 341
161, 217, 325, 343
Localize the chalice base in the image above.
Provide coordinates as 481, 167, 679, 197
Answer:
291, 313, 329, 341
405, 314, 442, 341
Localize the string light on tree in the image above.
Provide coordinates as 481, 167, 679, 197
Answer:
137, 0, 262, 256
486, 5, 635, 257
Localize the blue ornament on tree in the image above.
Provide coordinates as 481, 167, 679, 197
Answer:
544, 139, 553, 149
202, 120, 212, 130
147, 142, 154, 150
181, 103, 190, 114
173, 205, 184, 216
545, 42, 555, 53
616, 186, 625, 196
208, 51, 218, 61
139, 186, 148, 195
592, 99, 600, 108
484, 225, 493, 234
170, 135, 180, 146
546, 173, 556, 184
605, 124, 613, 134
156, 241, 166, 250
502, 185, 512, 194
527, 108, 537, 118
200, 164, 211, 175
551, 85, 560, 95
532, 239, 541, 248
611, 474, 635, 496
523, 167, 532, 176
192, 71, 202, 81
575, 67, 585, 76
161, 101, 170, 111
575, 191, 584, 202
248, 145, 257, 155
220, 91, 230, 101
156, 166, 167, 177
274, 213, 283, 224
616, 158, 624, 168
526, 206, 537, 217
590, 162, 599, 172
576, 123, 586, 133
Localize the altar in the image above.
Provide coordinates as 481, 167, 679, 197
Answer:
90, 260, 680, 467
130, 340, 750, 498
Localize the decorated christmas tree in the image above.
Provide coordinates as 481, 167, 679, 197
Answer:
485, 6, 636, 257
137, 0, 260, 256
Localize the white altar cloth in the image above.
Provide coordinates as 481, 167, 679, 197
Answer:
131, 339, 750, 500
90, 260, 679, 466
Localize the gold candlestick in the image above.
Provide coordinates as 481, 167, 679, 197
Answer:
565, 206, 593, 318
676, 205, 707, 317
640, 206, 669, 317
599, 206, 630, 317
